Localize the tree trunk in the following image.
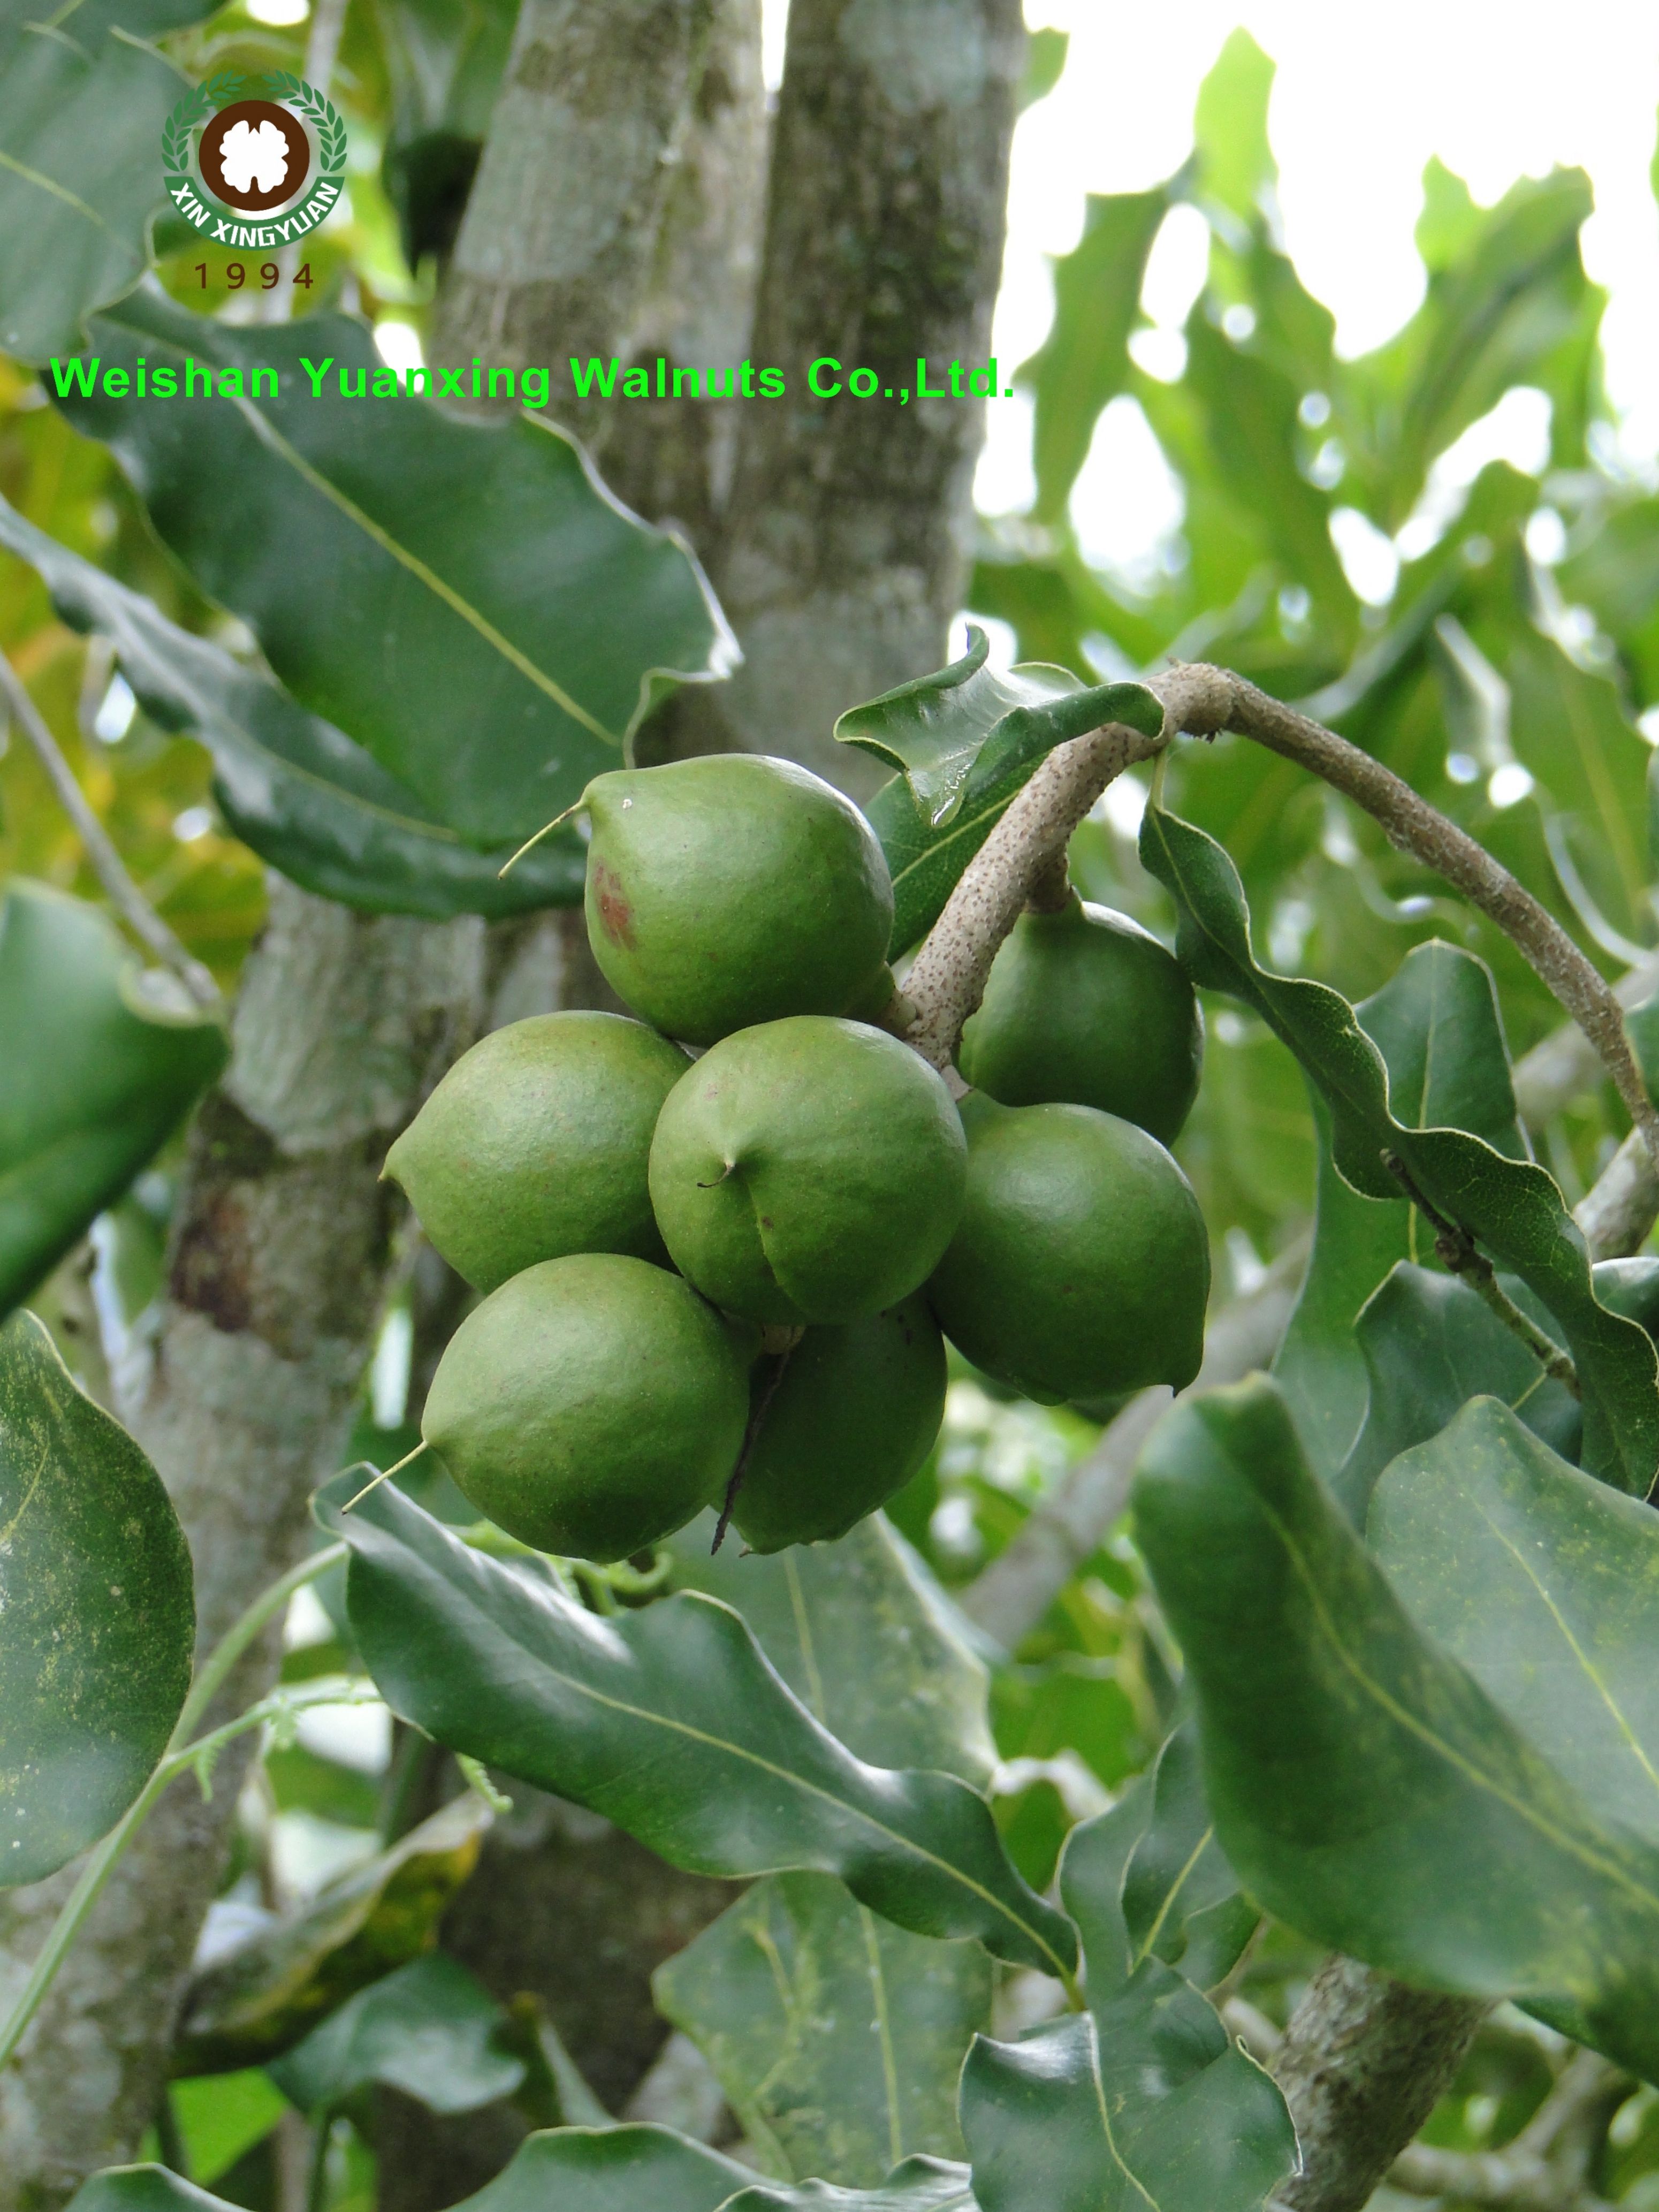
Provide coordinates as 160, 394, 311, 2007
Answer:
0, 885, 483, 2208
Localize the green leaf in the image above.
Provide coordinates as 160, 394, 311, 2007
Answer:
0, 1308, 193, 1885
318, 1476, 1078, 1980
661, 1520, 999, 2183
0, 0, 214, 364
1016, 188, 1171, 524
55, 289, 735, 846
166, 2069, 288, 2185
0, 879, 227, 1318
267, 1950, 524, 2116
1191, 29, 1276, 222
1180, 315, 1357, 644
1133, 1374, 1659, 2082
1371, 1396, 1659, 1849
1273, 938, 1529, 1483
720, 2161, 978, 2210
1120, 1722, 1257, 1993
174, 1792, 490, 2072
655, 1870, 990, 2185
1017, 27, 1067, 112
1346, 168, 1594, 528
1338, 1263, 1581, 1522
842, 635, 1162, 955
0, 497, 583, 918
669, 1510, 996, 1785
65, 2128, 762, 2212
960, 1788, 1293, 2212
1140, 802, 1659, 1495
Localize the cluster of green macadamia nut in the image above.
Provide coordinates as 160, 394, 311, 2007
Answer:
385, 752, 1209, 1565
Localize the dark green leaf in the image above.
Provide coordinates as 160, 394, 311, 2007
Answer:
719, 2164, 977, 2211
661, 1518, 998, 2183
669, 1510, 996, 1784
174, 1793, 490, 2073
655, 1870, 990, 2184
1016, 189, 1170, 523
0, 498, 583, 917
267, 1951, 523, 2116
1273, 938, 1528, 1481
0, 0, 214, 363
1371, 1396, 1659, 1846
1134, 1374, 1659, 2081
0, 879, 226, 1318
319, 1476, 1077, 1980
1140, 802, 1659, 1494
56, 290, 734, 845
957, 1783, 1292, 2212
1120, 1722, 1257, 1991
0, 1308, 193, 1885
842, 635, 1161, 955
378, 0, 514, 264
66, 2173, 234, 2212
1338, 1264, 1581, 1522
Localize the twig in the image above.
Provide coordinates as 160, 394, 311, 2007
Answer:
0, 648, 222, 1014
1575, 1129, 1659, 1261
1513, 953, 1659, 1129
1155, 664, 1659, 1181
1381, 1152, 1581, 1397
902, 718, 1165, 1068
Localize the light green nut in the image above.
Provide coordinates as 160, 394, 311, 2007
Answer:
649, 1015, 967, 1326
384, 1010, 687, 1291
928, 1094, 1209, 1405
582, 754, 894, 1045
958, 894, 1202, 1145
732, 1296, 947, 1552
422, 1254, 751, 1562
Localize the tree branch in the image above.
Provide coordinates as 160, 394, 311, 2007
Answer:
902, 719, 1165, 1068
1160, 664, 1659, 1180
0, 647, 221, 1013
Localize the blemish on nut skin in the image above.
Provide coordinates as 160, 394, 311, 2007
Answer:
592, 862, 636, 949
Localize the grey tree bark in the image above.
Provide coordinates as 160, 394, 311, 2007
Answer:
0, 886, 484, 2209
681, 0, 1025, 792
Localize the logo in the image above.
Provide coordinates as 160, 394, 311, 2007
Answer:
163, 71, 346, 247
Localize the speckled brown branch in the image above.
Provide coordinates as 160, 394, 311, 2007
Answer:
902, 662, 1659, 1191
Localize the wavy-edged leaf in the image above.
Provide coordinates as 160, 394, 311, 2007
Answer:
1338, 1264, 1581, 1522
958, 1780, 1292, 2212
318, 1476, 1077, 1980
842, 633, 1161, 955
66, 2127, 757, 2212
1120, 1722, 1256, 1993
267, 1950, 523, 2116
1140, 802, 1659, 1495
174, 1792, 489, 2072
664, 1516, 996, 2181
1133, 1374, 1659, 2081
721, 2157, 978, 2209
1372, 1396, 1659, 1848
1273, 938, 1527, 1481
55, 288, 735, 845
669, 1510, 996, 1785
0, 498, 584, 917
656, 1869, 990, 2185
1015, 187, 1171, 525
0, 879, 227, 1317
0, 0, 212, 364
0, 1308, 193, 1885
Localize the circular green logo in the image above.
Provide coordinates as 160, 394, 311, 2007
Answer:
162, 71, 347, 246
